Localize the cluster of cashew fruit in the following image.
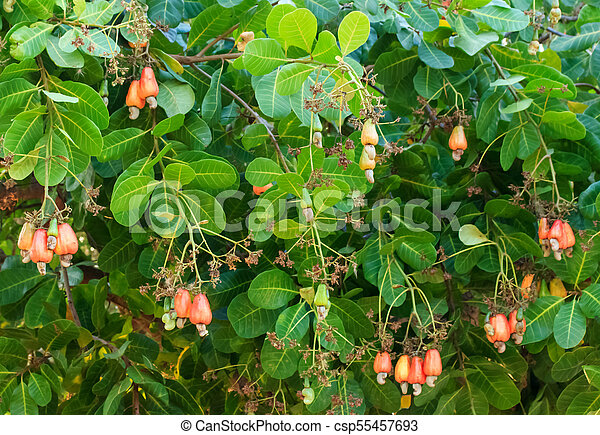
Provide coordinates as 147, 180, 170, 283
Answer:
18, 220, 79, 275
126, 66, 159, 119
485, 309, 526, 352
358, 119, 378, 184
448, 125, 467, 161
373, 349, 442, 396
161, 288, 212, 336
538, 218, 576, 260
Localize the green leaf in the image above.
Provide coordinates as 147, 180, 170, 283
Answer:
255, 70, 292, 119
260, 339, 299, 379
164, 163, 195, 186
92, 277, 108, 331
57, 110, 103, 156
153, 114, 184, 137
542, 111, 586, 140
157, 80, 195, 118
465, 357, 521, 410
0, 337, 28, 370
404, 1, 439, 32
24, 280, 63, 328
49, 78, 110, 129
395, 241, 436, 270
500, 98, 533, 114
552, 347, 600, 382
338, 11, 370, 56
39, 319, 79, 350
188, 4, 233, 48
127, 332, 160, 363
581, 181, 600, 219
266, 4, 296, 46
275, 302, 309, 341
33, 133, 69, 186
98, 128, 146, 162
329, 297, 374, 338
455, 384, 490, 414
9, 22, 55, 60
242, 123, 270, 150
169, 113, 212, 150
279, 8, 317, 53
97, 236, 139, 272
471, 6, 530, 32
28, 373, 51, 407
103, 378, 131, 415
523, 296, 563, 344
46, 35, 84, 69
110, 175, 157, 226
179, 189, 226, 234
202, 67, 222, 122
188, 159, 237, 191
21, 0, 54, 19
10, 382, 38, 415
583, 365, 600, 389
359, 370, 401, 413
275, 63, 315, 96
304, 0, 339, 23
248, 269, 297, 309
551, 22, 600, 52
246, 157, 284, 186
147, 0, 184, 28
580, 284, 600, 318
566, 391, 600, 414
459, 224, 489, 246
0, 78, 39, 118
378, 256, 407, 307
0, 268, 43, 306
228, 293, 280, 338
312, 30, 342, 63
374, 48, 419, 85
448, 13, 498, 56
243, 38, 287, 76
418, 41, 454, 69
554, 301, 587, 349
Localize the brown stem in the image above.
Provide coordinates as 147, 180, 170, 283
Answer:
575, 83, 600, 94
132, 383, 140, 415
62, 265, 81, 327
170, 52, 242, 65
191, 65, 291, 173
198, 24, 239, 57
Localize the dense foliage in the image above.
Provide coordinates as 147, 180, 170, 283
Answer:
1, 0, 600, 416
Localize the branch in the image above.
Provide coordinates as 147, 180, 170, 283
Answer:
170, 52, 242, 65
575, 82, 600, 94
191, 64, 291, 173
170, 24, 240, 65
62, 265, 81, 327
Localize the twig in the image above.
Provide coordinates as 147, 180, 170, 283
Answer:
417, 103, 437, 145
197, 24, 239, 58
575, 83, 600, 94
61, 265, 81, 327
191, 65, 291, 173
132, 384, 140, 415
170, 52, 242, 65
